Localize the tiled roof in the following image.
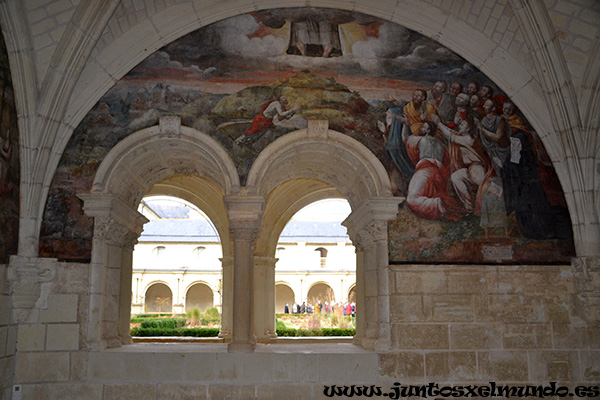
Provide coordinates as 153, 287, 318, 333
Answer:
139, 220, 350, 243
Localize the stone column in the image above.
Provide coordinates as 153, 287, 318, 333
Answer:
225, 195, 264, 353
219, 256, 233, 338
254, 256, 277, 341
79, 193, 147, 350
118, 231, 141, 345
371, 220, 392, 352
343, 197, 400, 351
348, 229, 376, 348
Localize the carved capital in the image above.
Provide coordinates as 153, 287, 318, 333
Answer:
8, 256, 57, 309
93, 217, 132, 247
230, 225, 258, 242
366, 220, 388, 242
572, 256, 600, 293
353, 228, 375, 251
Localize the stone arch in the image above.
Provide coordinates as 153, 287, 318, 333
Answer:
144, 282, 173, 314
347, 284, 356, 304
185, 282, 215, 313
246, 127, 393, 206
247, 125, 399, 343
79, 120, 239, 349
275, 282, 295, 313
307, 282, 335, 305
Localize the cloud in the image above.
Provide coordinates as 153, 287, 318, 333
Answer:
139, 51, 217, 79
213, 14, 288, 58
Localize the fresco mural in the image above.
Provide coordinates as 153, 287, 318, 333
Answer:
39, 8, 574, 263
0, 32, 20, 264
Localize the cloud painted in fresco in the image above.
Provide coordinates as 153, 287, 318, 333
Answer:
137, 51, 217, 79
214, 14, 288, 57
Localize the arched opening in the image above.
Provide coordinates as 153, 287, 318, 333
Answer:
79, 122, 239, 349
185, 283, 214, 312
132, 195, 222, 318
275, 283, 295, 313
145, 283, 172, 313
347, 285, 356, 304
307, 282, 335, 306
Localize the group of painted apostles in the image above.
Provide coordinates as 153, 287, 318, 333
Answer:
284, 301, 356, 317
379, 80, 571, 240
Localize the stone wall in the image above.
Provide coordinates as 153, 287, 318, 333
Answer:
0, 265, 16, 399
383, 264, 599, 386
5, 261, 598, 400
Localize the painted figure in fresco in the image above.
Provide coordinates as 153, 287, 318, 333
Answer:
467, 81, 480, 97
447, 93, 480, 130
427, 81, 455, 124
0, 129, 12, 195
235, 96, 301, 145
432, 114, 491, 215
470, 94, 485, 118
475, 99, 511, 177
450, 82, 463, 98
399, 89, 439, 137
500, 102, 572, 239
288, 19, 342, 57
404, 121, 463, 221
479, 84, 507, 115
474, 99, 512, 236
378, 106, 414, 195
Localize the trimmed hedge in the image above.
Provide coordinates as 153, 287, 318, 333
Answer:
131, 327, 220, 337
139, 318, 186, 329
134, 313, 184, 318
276, 328, 355, 337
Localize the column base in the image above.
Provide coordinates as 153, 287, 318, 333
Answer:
374, 338, 391, 353
361, 337, 376, 350
227, 340, 255, 353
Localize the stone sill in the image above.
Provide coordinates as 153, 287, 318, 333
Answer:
132, 336, 354, 345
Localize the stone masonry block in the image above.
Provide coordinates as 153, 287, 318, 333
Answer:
0, 326, 7, 356
580, 350, 600, 382
257, 384, 312, 400
17, 324, 46, 351
15, 352, 70, 382
40, 294, 78, 323
529, 351, 580, 382
104, 384, 156, 400
502, 323, 552, 349
478, 351, 529, 381
32, 383, 103, 400
45, 323, 79, 351
390, 295, 425, 322
393, 323, 449, 350
424, 294, 475, 322
450, 323, 502, 350
425, 351, 477, 381
208, 384, 256, 400
379, 352, 425, 379
157, 384, 208, 400
319, 353, 378, 383
179, 352, 217, 382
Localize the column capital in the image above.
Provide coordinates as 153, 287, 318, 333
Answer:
224, 195, 265, 241
572, 256, 600, 293
343, 197, 401, 241
78, 193, 148, 236
8, 256, 58, 316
